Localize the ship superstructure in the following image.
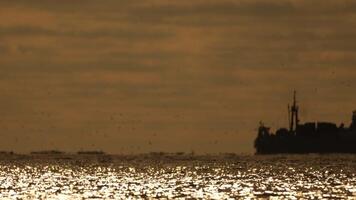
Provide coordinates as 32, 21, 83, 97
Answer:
254, 91, 356, 154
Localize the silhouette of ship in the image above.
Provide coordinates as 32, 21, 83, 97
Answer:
254, 91, 356, 154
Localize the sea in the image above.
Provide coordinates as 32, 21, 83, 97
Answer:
0, 153, 355, 199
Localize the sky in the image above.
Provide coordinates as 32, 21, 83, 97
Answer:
1, 0, 356, 154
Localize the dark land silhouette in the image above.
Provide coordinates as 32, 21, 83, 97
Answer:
254, 91, 356, 154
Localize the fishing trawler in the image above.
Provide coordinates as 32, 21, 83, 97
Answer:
254, 91, 356, 154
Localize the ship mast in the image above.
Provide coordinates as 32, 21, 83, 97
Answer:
289, 90, 299, 132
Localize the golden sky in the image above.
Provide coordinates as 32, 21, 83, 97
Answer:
1, 0, 356, 154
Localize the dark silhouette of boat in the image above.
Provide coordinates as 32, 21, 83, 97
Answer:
30, 150, 64, 155
254, 91, 356, 154
77, 150, 105, 155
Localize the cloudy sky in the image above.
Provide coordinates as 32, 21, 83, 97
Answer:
1, 0, 356, 154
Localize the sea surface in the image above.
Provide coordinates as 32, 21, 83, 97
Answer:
0, 153, 355, 199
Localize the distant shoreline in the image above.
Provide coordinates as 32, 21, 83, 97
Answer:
0, 150, 249, 156
0, 150, 355, 157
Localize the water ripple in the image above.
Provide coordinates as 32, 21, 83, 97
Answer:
0, 154, 355, 199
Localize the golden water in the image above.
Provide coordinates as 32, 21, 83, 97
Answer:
0, 154, 355, 199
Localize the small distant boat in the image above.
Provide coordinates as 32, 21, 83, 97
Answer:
77, 150, 105, 155
254, 91, 356, 154
30, 150, 64, 155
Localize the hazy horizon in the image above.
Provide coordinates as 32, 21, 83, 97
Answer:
1, 0, 356, 154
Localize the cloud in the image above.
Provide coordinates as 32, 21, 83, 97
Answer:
0, 44, 9, 53
132, 1, 296, 17
0, 25, 172, 40
0, 0, 356, 153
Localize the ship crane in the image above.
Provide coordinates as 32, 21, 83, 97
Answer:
288, 90, 299, 132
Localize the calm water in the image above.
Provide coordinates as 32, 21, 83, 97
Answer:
0, 154, 355, 199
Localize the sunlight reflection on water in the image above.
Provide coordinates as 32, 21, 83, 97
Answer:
0, 154, 355, 199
